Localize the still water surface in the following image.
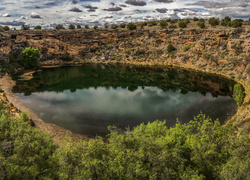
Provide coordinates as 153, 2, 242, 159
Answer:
12, 64, 237, 137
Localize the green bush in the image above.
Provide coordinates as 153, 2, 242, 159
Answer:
111, 24, 118, 29
208, 17, 220, 26
93, 25, 98, 29
197, 19, 205, 29
246, 64, 250, 73
55, 24, 65, 30
183, 45, 190, 52
85, 25, 89, 29
167, 44, 176, 53
60, 52, 72, 61
221, 16, 231, 26
127, 23, 136, 30
178, 20, 187, 28
69, 24, 75, 29
159, 21, 168, 29
3, 26, 10, 31
77, 24, 81, 29
21, 25, 30, 30
193, 17, 199, 21
0, 104, 57, 179
119, 23, 126, 28
20, 47, 40, 68
233, 83, 244, 106
228, 19, 243, 28
34, 25, 42, 30
148, 21, 157, 27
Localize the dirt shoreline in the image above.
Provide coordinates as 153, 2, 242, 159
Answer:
0, 75, 87, 145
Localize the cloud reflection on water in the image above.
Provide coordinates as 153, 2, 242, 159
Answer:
16, 86, 236, 137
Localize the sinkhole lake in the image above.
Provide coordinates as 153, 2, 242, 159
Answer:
12, 64, 237, 137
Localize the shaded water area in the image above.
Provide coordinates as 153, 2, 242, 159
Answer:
12, 64, 237, 137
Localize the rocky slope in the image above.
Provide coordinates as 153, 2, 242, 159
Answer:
0, 25, 249, 134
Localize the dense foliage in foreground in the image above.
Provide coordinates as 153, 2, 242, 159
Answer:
0, 102, 249, 180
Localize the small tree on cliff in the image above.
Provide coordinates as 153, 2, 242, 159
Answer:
69, 24, 75, 29
21, 47, 40, 68
55, 24, 65, 30
208, 17, 220, 26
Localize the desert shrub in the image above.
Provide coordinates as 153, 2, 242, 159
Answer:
21, 25, 30, 30
93, 25, 98, 29
60, 52, 72, 61
221, 16, 231, 26
228, 19, 243, 28
183, 45, 190, 52
167, 44, 176, 53
55, 24, 65, 30
77, 24, 81, 29
69, 24, 75, 29
169, 24, 177, 29
119, 23, 126, 28
3, 26, 10, 31
178, 20, 187, 28
246, 64, 250, 73
159, 21, 168, 29
233, 83, 244, 106
34, 25, 42, 30
41, 47, 48, 54
20, 47, 40, 68
193, 17, 199, 21
208, 17, 220, 26
148, 21, 157, 27
111, 24, 118, 29
197, 19, 205, 29
127, 23, 136, 30
202, 52, 212, 60
85, 25, 89, 29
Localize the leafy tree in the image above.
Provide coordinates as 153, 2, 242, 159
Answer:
55, 24, 65, 30
208, 17, 220, 26
221, 16, 231, 26
127, 23, 136, 30
20, 47, 40, 68
21, 25, 30, 30
69, 24, 75, 29
159, 21, 168, 29
119, 23, 126, 28
77, 24, 81, 29
233, 83, 244, 106
93, 25, 98, 29
85, 25, 89, 29
167, 44, 176, 53
34, 25, 42, 30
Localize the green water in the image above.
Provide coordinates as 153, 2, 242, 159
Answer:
13, 64, 237, 137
